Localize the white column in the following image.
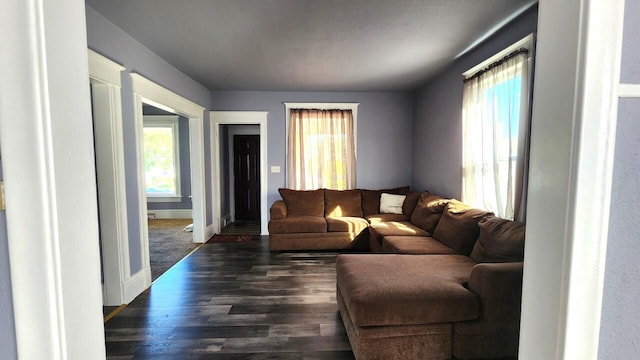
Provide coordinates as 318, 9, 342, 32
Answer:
519, 0, 624, 359
0, 0, 106, 358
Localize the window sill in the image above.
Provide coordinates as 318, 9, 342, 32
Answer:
146, 196, 183, 203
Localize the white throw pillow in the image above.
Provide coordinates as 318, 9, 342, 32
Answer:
379, 193, 406, 214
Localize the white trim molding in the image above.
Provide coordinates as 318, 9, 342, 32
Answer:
133, 94, 153, 287
1, 0, 106, 357
131, 73, 207, 253
618, 83, 640, 98
88, 49, 125, 86
205, 224, 216, 242
462, 34, 535, 78
519, 1, 625, 359
188, 117, 206, 243
89, 50, 130, 307
147, 196, 182, 203
131, 73, 204, 116
211, 111, 269, 235
123, 267, 149, 304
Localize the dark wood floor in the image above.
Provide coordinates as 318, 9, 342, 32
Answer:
104, 235, 355, 359
220, 221, 261, 235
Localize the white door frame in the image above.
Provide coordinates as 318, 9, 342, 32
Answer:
131, 74, 207, 288
1, 0, 106, 357
518, 1, 625, 359
88, 50, 129, 306
211, 111, 268, 235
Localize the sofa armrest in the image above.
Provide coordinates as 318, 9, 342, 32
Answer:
467, 262, 523, 312
452, 262, 524, 359
270, 200, 288, 220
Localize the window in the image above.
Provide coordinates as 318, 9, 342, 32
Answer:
143, 115, 181, 200
285, 103, 358, 190
461, 35, 533, 220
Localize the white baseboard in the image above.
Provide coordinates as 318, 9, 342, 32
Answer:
123, 267, 151, 304
147, 209, 193, 219
221, 214, 231, 227
205, 224, 215, 241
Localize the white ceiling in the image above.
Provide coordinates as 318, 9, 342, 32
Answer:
86, 0, 536, 92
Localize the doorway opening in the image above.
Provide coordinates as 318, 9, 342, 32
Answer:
211, 111, 268, 236
131, 73, 207, 299
220, 125, 261, 235
142, 104, 198, 281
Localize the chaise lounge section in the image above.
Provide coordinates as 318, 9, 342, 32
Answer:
337, 209, 526, 359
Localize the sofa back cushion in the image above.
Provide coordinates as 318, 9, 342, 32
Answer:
470, 216, 526, 262
402, 191, 421, 218
432, 201, 493, 255
410, 192, 449, 234
325, 189, 362, 217
278, 188, 324, 217
361, 186, 410, 216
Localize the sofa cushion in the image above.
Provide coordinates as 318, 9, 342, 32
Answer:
379, 193, 406, 214
336, 254, 479, 327
470, 216, 526, 263
366, 213, 410, 224
326, 216, 369, 233
432, 201, 493, 255
402, 191, 421, 218
411, 193, 449, 234
278, 188, 324, 217
361, 186, 410, 216
369, 221, 429, 248
268, 216, 327, 234
325, 189, 362, 217
382, 236, 459, 255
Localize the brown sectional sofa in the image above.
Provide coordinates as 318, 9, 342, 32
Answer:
268, 187, 413, 251
268, 188, 526, 359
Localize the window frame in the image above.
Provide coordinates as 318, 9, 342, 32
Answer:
284, 102, 359, 189
143, 115, 182, 202
462, 34, 535, 78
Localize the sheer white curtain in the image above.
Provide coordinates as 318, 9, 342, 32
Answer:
287, 109, 356, 190
462, 50, 530, 220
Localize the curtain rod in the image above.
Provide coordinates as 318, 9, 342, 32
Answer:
464, 48, 529, 83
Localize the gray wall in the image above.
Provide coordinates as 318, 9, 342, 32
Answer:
210, 91, 414, 210
598, 0, 640, 357
411, 6, 538, 198
0, 163, 17, 359
86, 6, 211, 274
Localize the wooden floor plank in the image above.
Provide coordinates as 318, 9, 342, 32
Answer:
104, 236, 356, 359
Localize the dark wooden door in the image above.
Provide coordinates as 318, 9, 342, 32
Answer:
234, 135, 260, 221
